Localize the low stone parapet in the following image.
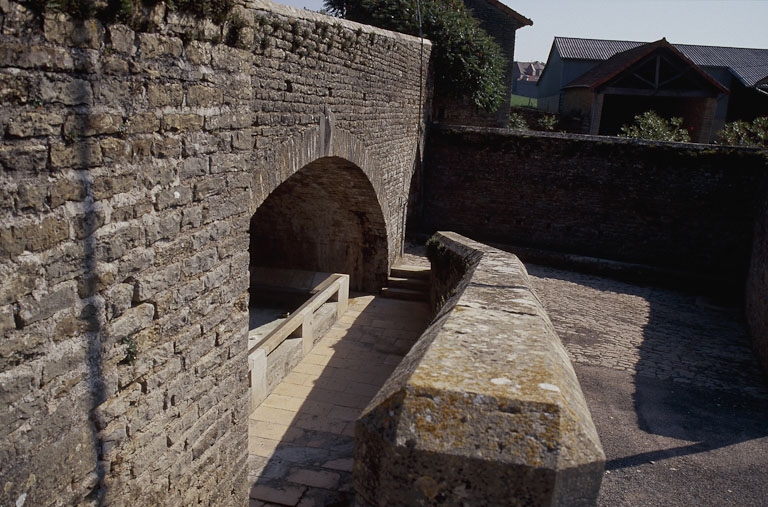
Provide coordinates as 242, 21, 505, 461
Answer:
248, 270, 349, 410
354, 232, 605, 506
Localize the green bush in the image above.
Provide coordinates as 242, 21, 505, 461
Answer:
507, 112, 528, 130
717, 117, 768, 148
536, 114, 557, 131
22, 0, 233, 24
619, 110, 691, 143
324, 0, 507, 112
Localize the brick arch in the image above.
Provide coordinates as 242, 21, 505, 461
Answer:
250, 123, 391, 291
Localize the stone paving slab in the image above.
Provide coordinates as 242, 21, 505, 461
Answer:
248, 293, 430, 506
527, 264, 768, 507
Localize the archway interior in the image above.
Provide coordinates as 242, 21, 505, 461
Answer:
250, 156, 389, 294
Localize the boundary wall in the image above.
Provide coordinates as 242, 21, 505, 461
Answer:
421, 125, 768, 295
0, 1, 429, 505
747, 195, 768, 376
420, 126, 768, 375
355, 231, 605, 506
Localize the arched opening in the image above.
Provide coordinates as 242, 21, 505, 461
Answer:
249, 156, 389, 293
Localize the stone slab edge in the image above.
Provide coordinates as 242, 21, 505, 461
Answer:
354, 231, 605, 506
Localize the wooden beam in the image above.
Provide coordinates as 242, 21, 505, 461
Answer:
602, 87, 718, 98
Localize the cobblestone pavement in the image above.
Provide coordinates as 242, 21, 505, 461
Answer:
527, 264, 768, 399
527, 264, 768, 507
248, 294, 430, 507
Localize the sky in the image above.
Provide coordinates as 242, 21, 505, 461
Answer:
270, 0, 768, 62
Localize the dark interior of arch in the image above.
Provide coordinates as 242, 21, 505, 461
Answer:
250, 156, 389, 293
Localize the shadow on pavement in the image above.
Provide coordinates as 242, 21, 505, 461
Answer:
526, 263, 768, 507
248, 294, 430, 506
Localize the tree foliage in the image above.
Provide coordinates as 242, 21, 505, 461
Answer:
717, 117, 768, 148
324, 0, 507, 112
22, 0, 233, 24
619, 110, 691, 143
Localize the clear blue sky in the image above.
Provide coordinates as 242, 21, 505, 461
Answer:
271, 0, 768, 62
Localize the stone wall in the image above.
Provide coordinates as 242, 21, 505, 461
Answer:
355, 232, 605, 506
746, 194, 768, 375
0, 0, 429, 504
420, 126, 768, 294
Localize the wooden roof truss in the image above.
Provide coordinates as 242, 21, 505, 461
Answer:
605, 52, 720, 98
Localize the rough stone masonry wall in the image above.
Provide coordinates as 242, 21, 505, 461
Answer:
0, 1, 429, 505
746, 193, 768, 375
421, 126, 768, 294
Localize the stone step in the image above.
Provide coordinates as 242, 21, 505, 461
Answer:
380, 286, 428, 301
387, 276, 430, 292
390, 265, 431, 280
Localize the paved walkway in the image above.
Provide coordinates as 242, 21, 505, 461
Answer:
527, 264, 768, 507
248, 294, 430, 507
248, 249, 768, 506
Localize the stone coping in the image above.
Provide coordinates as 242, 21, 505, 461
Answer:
245, 0, 433, 47
354, 232, 605, 506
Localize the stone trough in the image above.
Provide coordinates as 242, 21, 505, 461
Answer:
354, 232, 605, 506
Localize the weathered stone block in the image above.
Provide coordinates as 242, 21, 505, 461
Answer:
108, 302, 154, 341
162, 113, 204, 133
100, 137, 132, 163
16, 180, 49, 210
39, 76, 93, 106
0, 304, 16, 333
210, 152, 246, 174
44, 241, 86, 284
182, 247, 218, 277
0, 43, 74, 70
102, 55, 131, 74
193, 175, 226, 201
49, 174, 86, 207
181, 205, 203, 229
180, 156, 209, 178
108, 24, 136, 54
204, 110, 252, 131
133, 263, 181, 302
137, 32, 183, 59
7, 111, 64, 137
44, 13, 103, 48
355, 232, 605, 507
50, 141, 102, 169
147, 82, 183, 108
202, 190, 248, 224
0, 142, 48, 171
186, 135, 229, 160
0, 72, 31, 104
156, 186, 193, 210
63, 113, 123, 137
17, 281, 77, 326
72, 206, 107, 239
144, 210, 182, 245
90, 173, 134, 200
187, 85, 224, 108
151, 135, 182, 159
231, 130, 253, 151
94, 222, 144, 262
14, 214, 69, 253
124, 113, 161, 134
